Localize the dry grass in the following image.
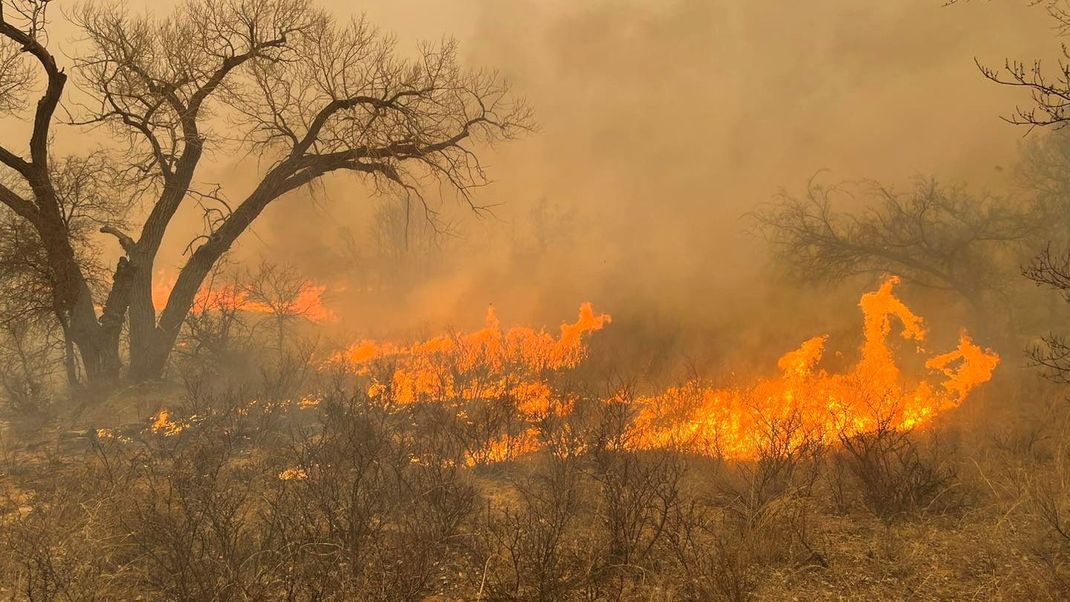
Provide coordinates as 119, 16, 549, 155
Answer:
0, 375, 1066, 601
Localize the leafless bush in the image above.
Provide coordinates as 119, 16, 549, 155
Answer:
101, 415, 278, 600
1026, 472, 1070, 592
263, 393, 477, 601
588, 447, 688, 596
662, 503, 758, 602
836, 419, 962, 523
707, 412, 827, 574
473, 453, 594, 601
0, 320, 58, 416
174, 261, 249, 363
1013, 413, 1070, 595
718, 412, 823, 524
257, 339, 321, 404
0, 454, 126, 599
457, 395, 532, 467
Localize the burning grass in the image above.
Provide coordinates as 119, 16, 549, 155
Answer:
0, 278, 1036, 601
326, 276, 999, 464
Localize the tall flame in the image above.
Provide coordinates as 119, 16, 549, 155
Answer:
223, 277, 998, 466
627, 276, 999, 459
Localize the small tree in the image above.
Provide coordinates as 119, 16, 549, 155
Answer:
241, 261, 322, 354
754, 177, 1035, 330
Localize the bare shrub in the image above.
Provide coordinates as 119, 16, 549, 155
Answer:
103, 416, 276, 600
256, 339, 321, 404
1016, 413, 1070, 595
588, 447, 688, 597
701, 412, 824, 571
456, 394, 532, 467
0, 321, 57, 416
718, 411, 823, 525
1026, 472, 1070, 594
836, 419, 962, 523
0, 455, 124, 599
473, 454, 593, 601
174, 263, 249, 368
662, 504, 758, 602
264, 393, 476, 601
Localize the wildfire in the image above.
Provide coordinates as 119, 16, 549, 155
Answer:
333, 303, 612, 416
627, 277, 1000, 459
144, 277, 997, 466
332, 277, 998, 464
149, 409, 188, 436
151, 272, 334, 322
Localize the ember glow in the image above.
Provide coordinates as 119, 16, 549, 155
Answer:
331, 277, 998, 463
151, 272, 335, 322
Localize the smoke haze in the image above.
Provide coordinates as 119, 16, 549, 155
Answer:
17, 0, 1059, 365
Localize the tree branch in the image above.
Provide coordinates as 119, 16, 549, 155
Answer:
0, 6, 66, 170
0, 180, 38, 223
99, 225, 135, 255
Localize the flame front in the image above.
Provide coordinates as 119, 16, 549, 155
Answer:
320, 278, 1000, 464
629, 276, 998, 458
333, 302, 612, 416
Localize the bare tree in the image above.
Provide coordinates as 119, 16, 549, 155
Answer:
973, 0, 1070, 371
0, 154, 132, 387
241, 261, 322, 353
974, 0, 1070, 130
0, 0, 530, 388
357, 198, 451, 295
1023, 246, 1070, 380
754, 177, 1035, 322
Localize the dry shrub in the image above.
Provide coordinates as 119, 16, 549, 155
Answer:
0, 390, 482, 601
714, 412, 826, 569
1017, 413, 1070, 596
1025, 473, 1070, 594
472, 453, 593, 601
0, 322, 56, 417
591, 449, 686, 567
650, 413, 829, 602
264, 394, 477, 601
835, 418, 963, 523
718, 412, 822, 520
659, 496, 758, 602
0, 459, 117, 600
73, 411, 283, 601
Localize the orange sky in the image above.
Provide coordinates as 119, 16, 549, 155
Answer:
0, 0, 1058, 339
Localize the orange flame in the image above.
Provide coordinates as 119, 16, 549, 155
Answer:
333, 303, 612, 418
151, 272, 334, 322
627, 276, 999, 459
327, 278, 1000, 464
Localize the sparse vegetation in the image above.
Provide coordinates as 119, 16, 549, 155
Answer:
0, 365, 1064, 600
2, 0, 1070, 600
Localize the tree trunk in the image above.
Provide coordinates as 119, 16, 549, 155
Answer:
126, 176, 290, 383
68, 311, 121, 387
127, 251, 162, 381
128, 335, 172, 383
32, 190, 122, 388
57, 319, 81, 390
127, 256, 213, 382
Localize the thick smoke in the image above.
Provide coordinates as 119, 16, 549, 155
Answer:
24, 0, 1058, 371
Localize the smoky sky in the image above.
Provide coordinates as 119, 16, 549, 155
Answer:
4, 0, 1059, 341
